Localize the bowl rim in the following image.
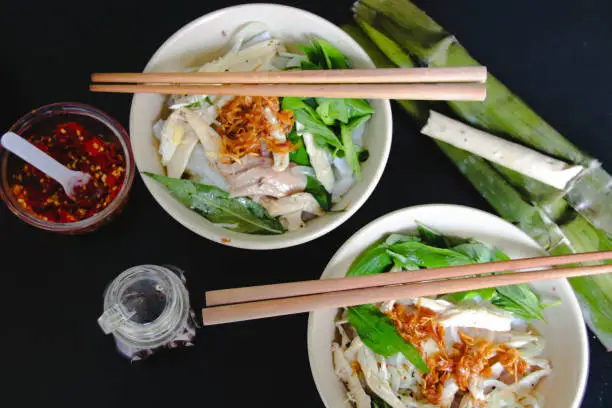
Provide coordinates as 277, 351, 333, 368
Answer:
0, 102, 135, 232
129, 3, 393, 250
307, 203, 589, 408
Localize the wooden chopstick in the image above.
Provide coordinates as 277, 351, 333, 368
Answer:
206, 250, 612, 306
91, 67, 488, 85
89, 83, 486, 101
201, 262, 612, 326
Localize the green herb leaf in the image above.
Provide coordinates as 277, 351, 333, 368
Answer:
371, 396, 393, 408
313, 38, 351, 69
144, 173, 285, 235
305, 175, 332, 211
346, 113, 372, 132
287, 129, 310, 166
347, 304, 429, 372
341, 123, 361, 181
452, 242, 493, 263
493, 284, 545, 321
299, 60, 321, 70
388, 241, 473, 268
416, 222, 446, 248
346, 240, 393, 277
448, 287, 497, 302
282, 97, 343, 150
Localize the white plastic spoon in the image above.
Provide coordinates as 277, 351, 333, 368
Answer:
1, 131, 92, 201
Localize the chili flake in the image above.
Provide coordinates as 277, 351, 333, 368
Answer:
9, 122, 126, 223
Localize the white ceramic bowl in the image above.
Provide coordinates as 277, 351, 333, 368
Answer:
308, 204, 589, 408
129, 4, 392, 249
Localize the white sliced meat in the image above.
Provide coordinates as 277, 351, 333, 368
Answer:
259, 193, 323, 217
402, 297, 454, 313
440, 378, 460, 407
181, 108, 221, 159
264, 107, 289, 172
159, 110, 185, 165
216, 156, 273, 176
353, 338, 406, 408
227, 166, 307, 198
185, 145, 228, 189
331, 156, 354, 202
299, 124, 335, 192
199, 39, 282, 73
439, 303, 513, 332
166, 126, 198, 178
332, 343, 371, 408
279, 211, 304, 231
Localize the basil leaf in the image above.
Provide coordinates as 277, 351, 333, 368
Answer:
372, 396, 393, 408
416, 222, 446, 248
449, 287, 497, 302
287, 129, 310, 166
315, 99, 348, 125
299, 60, 321, 70
145, 173, 285, 235
346, 241, 393, 277
347, 305, 429, 373
298, 44, 324, 67
386, 249, 420, 270
341, 123, 361, 181
492, 247, 511, 261
282, 98, 343, 150
388, 241, 473, 268
452, 242, 493, 263
305, 176, 331, 211
493, 284, 545, 321
345, 113, 372, 132
313, 38, 350, 69
345, 98, 375, 117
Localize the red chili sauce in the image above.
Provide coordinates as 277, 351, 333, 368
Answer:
9, 122, 126, 223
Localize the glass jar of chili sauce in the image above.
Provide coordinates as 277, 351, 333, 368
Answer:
0, 103, 135, 233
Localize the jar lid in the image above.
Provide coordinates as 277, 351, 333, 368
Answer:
98, 265, 190, 349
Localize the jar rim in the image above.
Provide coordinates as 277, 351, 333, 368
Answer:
103, 265, 191, 349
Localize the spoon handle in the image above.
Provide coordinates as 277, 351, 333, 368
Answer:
1, 131, 74, 184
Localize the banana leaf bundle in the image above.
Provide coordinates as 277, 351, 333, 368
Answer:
345, 0, 612, 349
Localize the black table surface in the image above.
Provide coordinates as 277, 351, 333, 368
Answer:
2, 0, 611, 406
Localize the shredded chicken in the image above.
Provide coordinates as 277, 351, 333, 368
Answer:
213, 96, 296, 162
387, 303, 447, 355
387, 303, 529, 406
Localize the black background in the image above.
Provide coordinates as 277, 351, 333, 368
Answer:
1, 0, 611, 406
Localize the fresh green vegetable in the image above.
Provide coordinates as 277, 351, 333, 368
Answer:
448, 288, 497, 302
493, 284, 545, 321
305, 176, 332, 211
144, 173, 284, 235
348, 304, 429, 372
349, 0, 612, 347
300, 39, 351, 70
287, 129, 310, 166
371, 396, 393, 408
282, 97, 343, 151
315, 98, 374, 125
341, 123, 361, 181
346, 242, 394, 276
388, 240, 473, 268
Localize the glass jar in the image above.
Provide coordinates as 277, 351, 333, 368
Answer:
0, 102, 135, 233
98, 265, 197, 360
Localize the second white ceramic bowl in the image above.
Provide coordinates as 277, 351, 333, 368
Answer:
129, 4, 392, 249
308, 204, 588, 408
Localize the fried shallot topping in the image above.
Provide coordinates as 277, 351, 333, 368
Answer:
213, 96, 296, 163
387, 303, 529, 406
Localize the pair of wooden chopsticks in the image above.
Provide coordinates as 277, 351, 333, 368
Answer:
201, 250, 612, 326
90, 67, 487, 101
